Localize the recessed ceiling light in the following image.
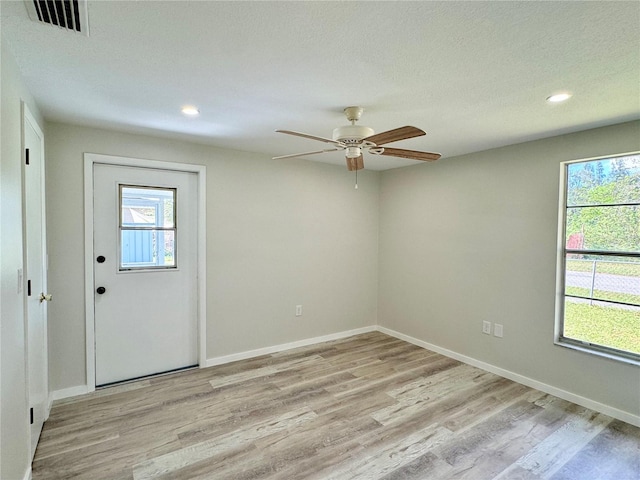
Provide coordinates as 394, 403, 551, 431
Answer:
181, 105, 200, 116
546, 93, 572, 103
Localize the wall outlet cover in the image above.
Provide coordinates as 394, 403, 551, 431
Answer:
482, 321, 491, 335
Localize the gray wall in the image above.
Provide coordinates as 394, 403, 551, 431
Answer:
3, 36, 638, 475
45, 122, 380, 392
48, 120, 640, 421
378, 120, 640, 417
1, 38, 45, 480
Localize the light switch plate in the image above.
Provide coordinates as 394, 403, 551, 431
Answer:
494, 323, 504, 338
482, 321, 491, 335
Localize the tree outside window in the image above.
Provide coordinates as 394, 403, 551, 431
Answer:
558, 153, 640, 362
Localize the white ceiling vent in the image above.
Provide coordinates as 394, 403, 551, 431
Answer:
24, 0, 89, 36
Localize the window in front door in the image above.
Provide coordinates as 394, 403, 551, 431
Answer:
119, 185, 177, 270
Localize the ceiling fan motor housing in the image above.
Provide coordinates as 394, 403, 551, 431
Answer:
332, 125, 375, 145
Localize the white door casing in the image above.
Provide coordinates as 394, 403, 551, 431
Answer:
84, 154, 207, 389
23, 103, 49, 458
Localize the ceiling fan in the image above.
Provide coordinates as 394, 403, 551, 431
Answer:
273, 106, 441, 171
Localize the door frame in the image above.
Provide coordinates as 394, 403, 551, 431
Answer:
21, 102, 49, 452
83, 153, 207, 391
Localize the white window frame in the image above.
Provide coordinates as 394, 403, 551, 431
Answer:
118, 184, 178, 271
554, 151, 640, 366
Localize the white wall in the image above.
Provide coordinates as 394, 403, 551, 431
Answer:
45, 122, 380, 392
1, 37, 44, 480
378, 120, 640, 418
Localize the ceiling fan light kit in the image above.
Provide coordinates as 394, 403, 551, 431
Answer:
273, 106, 441, 175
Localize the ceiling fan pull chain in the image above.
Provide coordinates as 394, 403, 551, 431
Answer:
355, 169, 358, 189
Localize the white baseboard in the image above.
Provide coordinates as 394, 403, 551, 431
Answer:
51, 385, 90, 402
23, 466, 32, 480
205, 326, 377, 367
377, 326, 640, 428
51, 324, 638, 427
46, 393, 53, 420
54, 328, 377, 400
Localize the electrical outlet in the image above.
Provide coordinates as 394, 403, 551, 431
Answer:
295, 305, 303, 316
482, 321, 491, 335
494, 323, 504, 338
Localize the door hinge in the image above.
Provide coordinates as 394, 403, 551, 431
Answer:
27, 279, 32, 296
30, 407, 34, 425
25, 148, 30, 166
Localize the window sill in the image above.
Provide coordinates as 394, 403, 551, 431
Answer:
555, 337, 640, 367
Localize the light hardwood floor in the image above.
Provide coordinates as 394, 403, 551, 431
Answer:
34, 332, 640, 479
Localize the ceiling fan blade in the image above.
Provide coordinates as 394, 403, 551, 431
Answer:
346, 155, 364, 171
273, 148, 339, 160
276, 129, 344, 146
362, 126, 426, 146
378, 147, 441, 162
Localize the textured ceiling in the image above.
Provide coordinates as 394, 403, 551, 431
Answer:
2, 1, 639, 170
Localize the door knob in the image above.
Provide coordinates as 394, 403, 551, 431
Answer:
97, 255, 106, 263
39, 293, 53, 303
96, 286, 106, 295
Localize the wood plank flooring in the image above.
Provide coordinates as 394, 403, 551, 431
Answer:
33, 332, 640, 479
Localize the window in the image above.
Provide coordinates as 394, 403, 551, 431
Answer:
119, 185, 177, 270
556, 153, 640, 363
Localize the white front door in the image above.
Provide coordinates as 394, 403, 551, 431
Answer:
93, 164, 198, 386
23, 106, 48, 458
